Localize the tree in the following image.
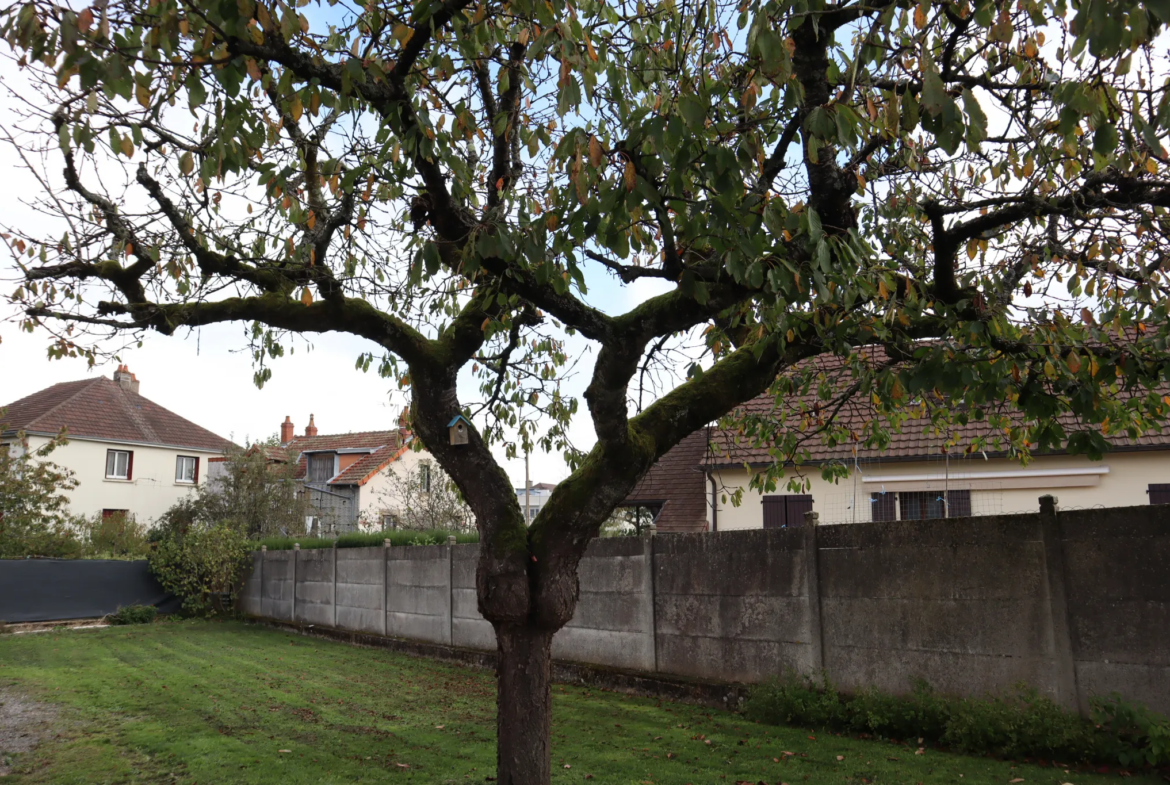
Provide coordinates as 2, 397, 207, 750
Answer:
4, 0, 1170, 779
204, 444, 309, 538
0, 428, 81, 559
372, 458, 475, 532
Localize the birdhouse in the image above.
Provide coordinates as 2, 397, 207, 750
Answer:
447, 415, 471, 445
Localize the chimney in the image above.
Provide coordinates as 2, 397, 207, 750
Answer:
113, 364, 140, 394
305, 414, 318, 437
280, 416, 295, 444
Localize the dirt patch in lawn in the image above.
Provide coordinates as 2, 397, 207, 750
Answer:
0, 689, 58, 776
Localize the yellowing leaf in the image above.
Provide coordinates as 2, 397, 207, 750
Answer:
77, 8, 94, 32
588, 135, 603, 168
585, 36, 598, 62
246, 58, 263, 81
624, 160, 636, 191
913, 3, 926, 29
136, 82, 151, 109
878, 279, 889, 299
1066, 351, 1081, 374
1023, 38, 1038, 58
179, 152, 194, 175
289, 95, 303, 122
300, 287, 313, 306
119, 136, 134, 158
306, 210, 316, 230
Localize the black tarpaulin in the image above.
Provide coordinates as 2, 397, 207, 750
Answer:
0, 559, 180, 623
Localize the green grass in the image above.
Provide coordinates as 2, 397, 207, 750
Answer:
252, 530, 479, 550
0, 621, 1158, 785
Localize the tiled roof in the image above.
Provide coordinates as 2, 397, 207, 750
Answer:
623, 429, 711, 533
712, 347, 1170, 467
284, 430, 406, 486
0, 377, 232, 452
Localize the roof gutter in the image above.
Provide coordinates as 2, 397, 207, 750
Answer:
0, 429, 229, 453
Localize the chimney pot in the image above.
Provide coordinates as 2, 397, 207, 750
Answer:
280, 416, 295, 445
305, 414, 318, 437
113, 364, 139, 393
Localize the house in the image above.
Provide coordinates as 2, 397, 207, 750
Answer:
624, 350, 1170, 533
515, 481, 557, 524
219, 414, 433, 535
0, 366, 232, 524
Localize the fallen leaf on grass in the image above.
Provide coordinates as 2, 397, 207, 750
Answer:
278, 749, 291, 753
435, 725, 445, 729
837, 755, 845, 761
395, 763, 410, 769
1010, 780, 1025, 783
563, 764, 571, 769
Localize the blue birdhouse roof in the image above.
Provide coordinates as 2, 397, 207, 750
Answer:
447, 415, 471, 428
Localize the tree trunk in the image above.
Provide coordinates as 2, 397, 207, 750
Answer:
495, 623, 554, 785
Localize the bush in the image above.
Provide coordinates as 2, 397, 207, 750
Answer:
745, 676, 1170, 769
251, 529, 479, 550
77, 512, 150, 558
107, 605, 157, 625
148, 521, 250, 617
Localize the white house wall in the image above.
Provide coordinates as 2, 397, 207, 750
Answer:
711, 451, 1170, 530
357, 447, 428, 526
24, 434, 222, 526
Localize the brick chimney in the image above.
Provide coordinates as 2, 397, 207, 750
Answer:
113, 364, 140, 394
305, 414, 318, 437
280, 416, 295, 444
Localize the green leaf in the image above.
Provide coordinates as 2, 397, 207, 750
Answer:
1094, 123, 1118, 156
679, 95, 706, 130
962, 89, 987, 150
920, 71, 951, 117
807, 207, 823, 244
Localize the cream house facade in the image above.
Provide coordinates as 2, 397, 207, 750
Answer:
1, 367, 232, 525
623, 349, 1170, 533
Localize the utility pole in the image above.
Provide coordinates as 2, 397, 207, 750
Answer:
525, 452, 531, 526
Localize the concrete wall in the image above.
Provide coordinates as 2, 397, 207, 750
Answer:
244, 501, 1170, 714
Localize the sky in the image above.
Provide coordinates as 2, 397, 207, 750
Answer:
0, 48, 675, 488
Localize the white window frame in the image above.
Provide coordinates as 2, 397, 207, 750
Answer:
105, 449, 131, 480
175, 455, 198, 484
419, 463, 431, 492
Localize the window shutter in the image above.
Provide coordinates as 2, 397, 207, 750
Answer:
871, 492, 896, 522
761, 496, 787, 529
947, 490, 972, 517
194, 457, 200, 484
786, 495, 814, 527
127, 451, 134, 480
1148, 484, 1170, 505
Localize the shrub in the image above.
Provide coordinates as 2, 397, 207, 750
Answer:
77, 512, 150, 558
745, 676, 1170, 769
107, 605, 157, 625
251, 529, 479, 550
149, 521, 250, 617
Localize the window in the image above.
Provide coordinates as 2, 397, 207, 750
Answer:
175, 455, 199, 484
761, 495, 814, 529
419, 464, 431, 492
105, 449, 132, 480
102, 509, 129, 519
306, 453, 335, 482
381, 513, 400, 530
871, 490, 972, 522
1150, 484, 1170, 505
527, 506, 539, 522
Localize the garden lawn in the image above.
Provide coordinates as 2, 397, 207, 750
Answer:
0, 621, 1158, 785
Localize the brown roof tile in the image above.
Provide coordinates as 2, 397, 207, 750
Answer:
283, 430, 406, 486
623, 429, 711, 533
1, 377, 232, 452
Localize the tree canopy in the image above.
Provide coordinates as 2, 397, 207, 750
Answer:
5, 0, 1170, 780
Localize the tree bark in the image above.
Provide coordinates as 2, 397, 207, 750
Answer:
494, 623, 554, 785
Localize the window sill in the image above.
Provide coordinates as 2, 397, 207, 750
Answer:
104, 477, 132, 483
174, 481, 197, 486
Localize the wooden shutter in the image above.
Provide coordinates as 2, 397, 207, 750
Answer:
762, 496, 786, 529
193, 457, 200, 484
947, 490, 972, 517
786, 495, 814, 527
126, 451, 134, 480
1149, 484, 1170, 505
871, 492, 896, 522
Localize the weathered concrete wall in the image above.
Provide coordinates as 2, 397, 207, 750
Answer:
386, 544, 451, 645
1060, 506, 1170, 714
293, 548, 335, 627
451, 544, 495, 651
552, 536, 656, 671
654, 528, 816, 682
238, 551, 263, 617
335, 547, 384, 633
246, 501, 1170, 715
816, 517, 1060, 701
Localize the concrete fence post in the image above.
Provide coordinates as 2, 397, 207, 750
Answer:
259, 546, 266, 618
292, 543, 299, 623
642, 532, 658, 673
1038, 495, 1081, 711
332, 542, 339, 629
802, 511, 826, 674
445, 540, 455, 646
383, 539, 390, 637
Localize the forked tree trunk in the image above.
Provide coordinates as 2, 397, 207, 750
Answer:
495, 623, 554, 785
